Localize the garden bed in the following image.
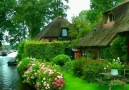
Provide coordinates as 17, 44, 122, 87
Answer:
17, 58, 65, 90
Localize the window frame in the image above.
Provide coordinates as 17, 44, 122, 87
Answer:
107, 13, 115, 23
61, 28, 68, 37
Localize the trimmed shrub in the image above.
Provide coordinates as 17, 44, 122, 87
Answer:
72, 58, 86, 76
17, 41, 26, 61
82, 60, 108, 82
24, 41, 70, 60
63, 61, 73, 72
52, 54, 71, 66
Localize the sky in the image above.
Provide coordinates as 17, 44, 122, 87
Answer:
66, 0, 90, 21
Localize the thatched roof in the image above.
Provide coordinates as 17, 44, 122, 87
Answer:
77, 1, 129, 47
35, 16, 74, 40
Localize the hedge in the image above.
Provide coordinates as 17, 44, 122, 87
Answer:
18, 41, 70, 61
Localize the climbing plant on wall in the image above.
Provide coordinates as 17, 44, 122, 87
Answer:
101, 35, 128, 63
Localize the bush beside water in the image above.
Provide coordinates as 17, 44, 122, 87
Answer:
17, 58, 65, 90
18, 41, 70, 61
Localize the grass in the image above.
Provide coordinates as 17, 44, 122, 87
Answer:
63, 72, 129, 90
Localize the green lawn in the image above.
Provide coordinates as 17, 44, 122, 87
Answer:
63, 72, 129, 90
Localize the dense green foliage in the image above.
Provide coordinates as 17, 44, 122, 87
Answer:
72, 58, 86, 76
0, 0, 125, 47
17, 58, 31, 76
108, 57, 125, 74
70, 0, 124, 47
0, 0, 16, 45
52, 54, 71, 66
101, 36, 128, 63
88, 0, 123, 25
63, 61, 73, 72
67, 58, 112, 82
13, 0, 69, 39
83, 61, 108, 82
0, 0, 69, 47
18, 41, 70, 61
90, 0, 124, 12
17, 40, 26, 61
17, 58, 65, 90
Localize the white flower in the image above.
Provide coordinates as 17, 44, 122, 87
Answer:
31, 76, 34, 79
32, 58, 35, 60
49, 70, 54, 74
35, 73, 37, 75
47, 84, 49, 87
17, 61, 22, 67
43, 77, 46, 80
43, 81, 47, 86
57, 75, 63, 79
104, 67, 106, 70
117, 57, 120, 61
45, 87, 48, 89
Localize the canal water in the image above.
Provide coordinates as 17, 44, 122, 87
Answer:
0, 56, 30, 90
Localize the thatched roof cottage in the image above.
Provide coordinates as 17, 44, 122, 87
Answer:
77, 1, 129, 59
35, 16, 75, 42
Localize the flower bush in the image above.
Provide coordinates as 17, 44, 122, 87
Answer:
109, 57, 124, 70
17, 58, 65, 90
109, 57, 124, 74
17, 58, 32, 76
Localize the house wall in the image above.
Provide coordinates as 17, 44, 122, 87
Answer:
74, 51, 82, 59
102, 2, 129, 27
82, 47, 101, 59
41, 38, 57, 42
65, 48, 82, 60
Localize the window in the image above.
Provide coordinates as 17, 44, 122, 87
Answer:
107, 13, 114, 23
49, 39, 52, 42
61, 28, 68, 36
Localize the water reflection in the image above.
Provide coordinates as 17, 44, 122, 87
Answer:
0, 56, 30, 90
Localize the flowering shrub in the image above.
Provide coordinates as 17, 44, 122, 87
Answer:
109, 57, 124, 70
17, 58, 32, 76
109, 57, 124, 74
17, 58, 65, 90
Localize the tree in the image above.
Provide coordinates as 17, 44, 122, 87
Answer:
90, 0, 124, 12
69, 10, 101, 47
70, 0, 124, 47
0, 0, 16, 46
45, 0, 69, 23
13, 0, 69, 39
89, 0, 124, 24
70, 9, 103, 39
